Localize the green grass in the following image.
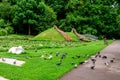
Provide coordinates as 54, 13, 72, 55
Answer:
32, 28, 65, 41
0, 39, 113, 80
66, 32, 79, 41
0, 34, 33, 40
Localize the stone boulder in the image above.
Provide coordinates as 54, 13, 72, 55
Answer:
8, 46, 24, 54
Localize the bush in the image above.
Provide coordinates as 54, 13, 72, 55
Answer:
5, 26, 14, 34
0, 28, 8, 36
0, 19, 14, 35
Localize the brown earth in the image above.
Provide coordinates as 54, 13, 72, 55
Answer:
59, 40, 120, 80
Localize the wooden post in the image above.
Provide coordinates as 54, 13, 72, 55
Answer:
103, 37, 108, 45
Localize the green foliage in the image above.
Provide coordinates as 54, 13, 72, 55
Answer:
37, 2, 57, 31
6, 0, 20, 5
44, 0, 69, 19
0, 28, 7, 36
116, 15, 120, 25
12, 0, 56, 35
83, 27, 97, 34
5, 26, 14, 34
0, 1, 12, 21
0, 19, 5, 28
58, 0, 119, 38
0, 0, 120, 38
0, 19, 13, 35
12, 0, 38, 35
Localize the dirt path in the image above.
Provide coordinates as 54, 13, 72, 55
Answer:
59, 40, 120, 80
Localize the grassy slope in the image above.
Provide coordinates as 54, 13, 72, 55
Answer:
66, 32, 79, 41
32, 28, 65, 41
0, 40, 113, 80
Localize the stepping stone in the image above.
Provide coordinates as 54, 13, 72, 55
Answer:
0, 58, 25, 66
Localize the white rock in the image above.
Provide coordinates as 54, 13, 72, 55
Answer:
0, 58, 25, 66
8, 46, 24, 54
0, 76, 9, 80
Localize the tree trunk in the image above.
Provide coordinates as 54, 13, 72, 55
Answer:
28, 24, 31, 35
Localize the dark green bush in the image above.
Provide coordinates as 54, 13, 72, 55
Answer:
0, 28, 8, 36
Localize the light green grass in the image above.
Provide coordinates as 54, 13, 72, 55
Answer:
0, 39, 113, 80
0, 34, 33, 40
66, 32, 79, 41
32, 28, 65, 41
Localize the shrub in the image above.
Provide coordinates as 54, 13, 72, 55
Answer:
0, 19, 14, 35
0, 28, 8, 36
5, 26, 14, 34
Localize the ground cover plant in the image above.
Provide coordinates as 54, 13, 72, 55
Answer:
0, 37, 113, 80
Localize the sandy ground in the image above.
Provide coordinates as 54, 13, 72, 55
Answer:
60, 40, 120, 80
0, 58, 25, 66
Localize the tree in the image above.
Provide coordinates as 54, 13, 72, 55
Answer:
13, 0, 56, 35
0, 19, 13, 36
0, 0, 120, 38
59, 0, 90, 32
44, 0, 69, 20
58, 0, 119, 38
36, 2, 56, 32
0, 1, 12, 21
6, 0, 20, 5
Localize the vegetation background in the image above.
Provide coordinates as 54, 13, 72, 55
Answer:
0, 0, 120, 39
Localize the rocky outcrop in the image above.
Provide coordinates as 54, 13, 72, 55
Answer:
8, 46, 24, 54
